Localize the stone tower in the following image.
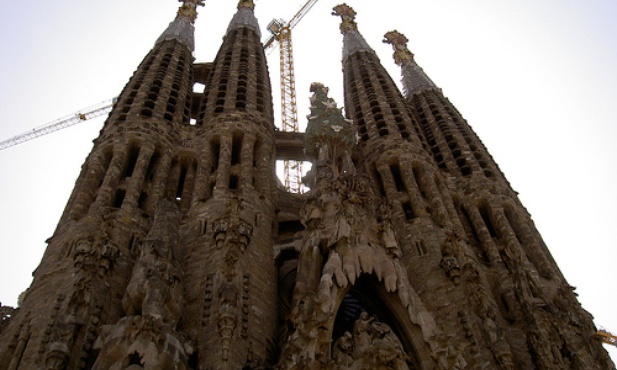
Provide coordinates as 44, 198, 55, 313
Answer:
0, 1, 613, 369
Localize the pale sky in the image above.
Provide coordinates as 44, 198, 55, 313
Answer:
0, 0, 616, 359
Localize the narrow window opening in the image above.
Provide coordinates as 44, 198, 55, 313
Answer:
212, 138, 220, 171
479, 204, 498, 238
113, 189, 126, 209
460, 206, 482, 247
145, 151, 160, 181
124, 144, 140, 178
176, 166, 187, 200
403, 202, 414, 220
138, 191, 148, 211
373, 168, 386, 196
231, 133, 243, 166
229, 175, 239, 190
389, 164, 405, 192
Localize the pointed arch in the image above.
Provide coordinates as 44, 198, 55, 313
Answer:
328, 273, 437, 369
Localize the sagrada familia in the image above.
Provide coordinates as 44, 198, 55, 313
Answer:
0, 1, 613, 369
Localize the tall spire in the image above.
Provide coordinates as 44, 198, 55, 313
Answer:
383, 30, 436, 95
156, 0, 205, 51
332, 4, 375, 61
226, 0, 260, 37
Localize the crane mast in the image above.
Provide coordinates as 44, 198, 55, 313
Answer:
268, 19, 301, 193
1, 1, 322, 194
266, 0, 319, 193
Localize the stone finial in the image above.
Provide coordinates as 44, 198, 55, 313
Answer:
176, 0, 205, 24
332, 4, 357, 34
304, 82, 355, 176
237, 0, 255, 11
383, 30, 415, 66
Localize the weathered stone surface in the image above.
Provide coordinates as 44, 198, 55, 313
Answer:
0, 1, 613, 369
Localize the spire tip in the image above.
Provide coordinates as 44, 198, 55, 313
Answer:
176, 0, 205, 24
332, 4, 357, 34
383, 30, 414, 66
237, 0, 255, 11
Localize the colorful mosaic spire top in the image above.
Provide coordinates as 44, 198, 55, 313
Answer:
237, 0, 255, 11
177, 0, 205, 24
383, 30, 415, 66
332, 4, 357, 34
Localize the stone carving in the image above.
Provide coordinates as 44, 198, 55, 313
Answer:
381, 224, 400, 257
93, 199, 190, 370
304, 82, 356, 184
278, 85, 444, 369
123, 199, 183, 324
202, 274, 215, 325
40, 215, 114, 369
383, 30, 415, 66
73, 236, 119, 277
217, 282, 239, 362
241, 274, 250, 338
177, 0, 205, 24
42, 294, 83, 370
212, 196, 253, 280
209, 196, 259, 364
331, 313, 410, 370
431, 336, 468, 370
462, 261, 515, 369
92, 315, 193, 370
0, 303, 16, 334
440, 234, 461, 285
237, 0, 255, 11
332, 4, 357, 34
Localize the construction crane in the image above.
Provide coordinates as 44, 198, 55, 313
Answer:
598, 328, 617, 347
264, 0, 319, 193
1, 1, 319, 193
0, 98, 115, 151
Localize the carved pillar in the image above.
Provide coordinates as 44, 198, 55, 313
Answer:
192, 141, 212, 205
215, 134, 232, 191
92, 145, 128, 209
240, 135, 255, 189
122, 145, 154, 213
148, 151, 173, 212
466, 205, 499, 263
69, 151, 111, 219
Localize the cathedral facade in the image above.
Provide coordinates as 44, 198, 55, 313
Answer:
0, 1, 613, 369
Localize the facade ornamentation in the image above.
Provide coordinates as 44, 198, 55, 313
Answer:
0, 1, 612, 369
383, 30, 415, 66
332, 312, 410, 369
177, 0, 205, 23
332, 4, 357, 34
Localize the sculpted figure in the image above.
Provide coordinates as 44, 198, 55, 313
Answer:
123, 200, 183, 325
93, 200, 190, 370
333, 331, 354, 368
123, 238, 183, 324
